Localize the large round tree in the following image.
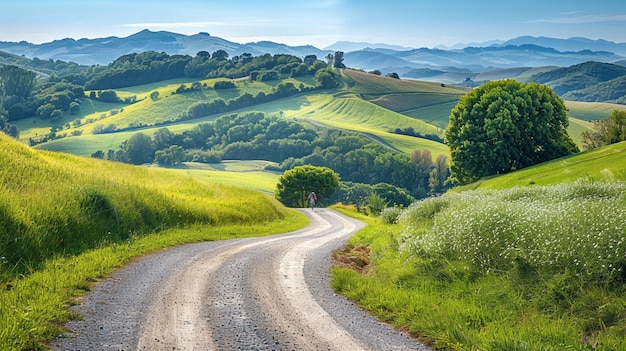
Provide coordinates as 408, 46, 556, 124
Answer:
275, 165, 339, 208
444, 80, 579, 184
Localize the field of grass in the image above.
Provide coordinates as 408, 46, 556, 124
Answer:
28, 69, 607, 165
27, 69, 453, 160
565, 100, 626, 121
453, 141, 626, 191
19, 71, 616, 155
341, 69, 467, 131
152, 161, 281, 194
288, 93, 450, 157
32, 114, 226, 156
0, 134, 307, 350
333, 178, 626, 350
13, 98, 129, 141
342, 69, 469, 96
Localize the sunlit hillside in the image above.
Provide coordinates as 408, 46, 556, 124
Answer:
0, 133, 291, 280
452, 141, 626, 191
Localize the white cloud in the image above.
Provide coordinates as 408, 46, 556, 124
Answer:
529, 14, 626, 24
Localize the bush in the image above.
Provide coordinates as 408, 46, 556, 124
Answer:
380, 207, 402, 224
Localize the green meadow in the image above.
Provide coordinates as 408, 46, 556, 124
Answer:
151, 161, 281, 193
453, 141, 626, 191
565, 100, 626, 122
7, 66, 625, 351
0, 134, 307, 350
23, 68, 608, 170
26, 70, 457, 160
332, 141, 626, 350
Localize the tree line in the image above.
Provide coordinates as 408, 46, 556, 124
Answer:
92, 112, 451, 200
0, 50, 338, 137
84, 50, 331, 90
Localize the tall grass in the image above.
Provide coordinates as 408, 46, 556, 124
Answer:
332, 180, 626, 350
401, 181, 626, 281
0, 134, 308, 349
1, 134, 293, 280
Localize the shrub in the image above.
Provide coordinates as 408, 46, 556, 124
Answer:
400, 180, 626, 282
380, 207, 402, 224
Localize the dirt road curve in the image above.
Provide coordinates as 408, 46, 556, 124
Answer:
52, 209, 430, 350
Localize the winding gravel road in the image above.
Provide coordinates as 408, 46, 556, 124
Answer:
52, 209, 430, 350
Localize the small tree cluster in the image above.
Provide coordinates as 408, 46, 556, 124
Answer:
275, 165, 340, 208
581, 110, 626, 150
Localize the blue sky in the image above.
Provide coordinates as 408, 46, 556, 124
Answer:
1, 0, 625, 48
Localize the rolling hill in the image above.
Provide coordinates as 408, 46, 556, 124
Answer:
20, 66, 613, 162
527, 61, 626, 94
454, 141, 626, 191
27, 69, 458, 158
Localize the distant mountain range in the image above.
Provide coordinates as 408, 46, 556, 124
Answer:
0, 30, 331, 66
528, 61, 626, 104
1, 30, 625, 85
437, 36, 626, 55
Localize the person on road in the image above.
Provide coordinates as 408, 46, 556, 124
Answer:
308, 191, 317, 209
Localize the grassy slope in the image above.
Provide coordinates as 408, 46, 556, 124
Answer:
23, 70, 616, 182
29, 71, 454, 160
565, 100, 626, 121
341, 69, 467, 130
333, 142, 626, 350
286, 93, 450, 157
151, 161, 281, 194
0, 134, 307, 350
454, 140, 626, 191
0, 134, 300, 273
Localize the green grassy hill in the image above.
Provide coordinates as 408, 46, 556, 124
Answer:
528, 61, 626, 103
453, 140, 626, 191
0, 133, 307, 350
0, 133, 295, 279
19, 67, 611, 190
23, 68, 606, 159
26, 69, 456, 160
333, 142, 626, 351
565, 100, 626, 121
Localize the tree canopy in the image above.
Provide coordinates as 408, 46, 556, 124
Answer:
275, 165, 339, 208
444, 79, 579, 184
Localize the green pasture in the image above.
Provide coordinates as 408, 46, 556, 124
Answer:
400, 101, 458, 130
14, 98, 128, 141
454, 141, 626, 191
565, 100, 626, 121
18, 76, 317, 143
0, 134, 307, 350
152, 161, 281, 194
341, 68, 468, 96
21, 69, 614, 174
333, 179, 626, 350
35, 87, 451, 159
567, 117, 595, 146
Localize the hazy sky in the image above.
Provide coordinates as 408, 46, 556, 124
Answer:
2, 0, 625, 48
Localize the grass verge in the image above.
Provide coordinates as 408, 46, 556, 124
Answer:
331, 180, 626, 350
0, 134, 309, 350
0, 212, 307, 351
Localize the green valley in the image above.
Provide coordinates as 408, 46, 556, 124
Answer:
3, 46, 626, 351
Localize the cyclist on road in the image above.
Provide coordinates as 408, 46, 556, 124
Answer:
308, 191, 317, 209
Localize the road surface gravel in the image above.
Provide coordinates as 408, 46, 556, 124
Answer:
51, 209, 431, 350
